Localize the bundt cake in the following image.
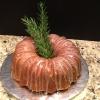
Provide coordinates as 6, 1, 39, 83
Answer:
11, 34, 81, 94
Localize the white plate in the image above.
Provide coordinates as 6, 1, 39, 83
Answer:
0, 54, 89, 100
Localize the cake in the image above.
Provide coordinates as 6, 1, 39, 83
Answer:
11, 34, 81, 93
11, 1, 81, 94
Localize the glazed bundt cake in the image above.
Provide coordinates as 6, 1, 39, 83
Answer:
11, 34, 81, 94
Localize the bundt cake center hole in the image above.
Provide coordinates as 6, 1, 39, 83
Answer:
36, 51, 57, 58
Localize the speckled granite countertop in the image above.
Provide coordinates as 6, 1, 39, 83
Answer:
0, 35, 100, 100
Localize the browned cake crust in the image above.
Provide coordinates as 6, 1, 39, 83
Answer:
11, 34, 81, 93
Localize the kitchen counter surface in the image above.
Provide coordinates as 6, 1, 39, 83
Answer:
0, 35, 100, 100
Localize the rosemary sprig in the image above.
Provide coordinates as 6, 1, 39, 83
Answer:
21, 1, 53, 58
